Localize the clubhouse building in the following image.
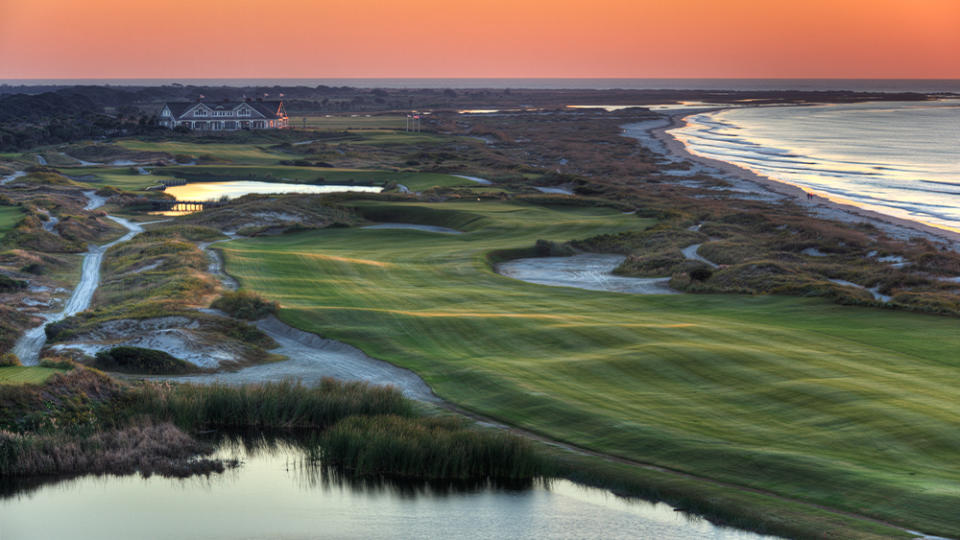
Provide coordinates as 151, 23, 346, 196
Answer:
159, 99, 288, 131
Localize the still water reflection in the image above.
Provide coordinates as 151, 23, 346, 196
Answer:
0, 440, 779, 540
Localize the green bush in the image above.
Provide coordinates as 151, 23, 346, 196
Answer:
0, 353, 21, 367
20, 263, 45, 275
38, 357, 75, 370
690, 267, 713, 282
211, 290, 278, 320
534, 239, 574, 257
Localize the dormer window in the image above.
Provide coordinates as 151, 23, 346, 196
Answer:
194, 108, 208, 117
237, 107, 251, 117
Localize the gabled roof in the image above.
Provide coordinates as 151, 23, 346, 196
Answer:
162, 102, 194, 117
248, 100, 285, 118
161, 100, 286, 119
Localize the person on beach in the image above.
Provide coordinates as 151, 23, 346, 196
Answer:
806, 192, 813, 201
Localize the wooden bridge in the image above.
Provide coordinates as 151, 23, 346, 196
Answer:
143, 199, 226, 212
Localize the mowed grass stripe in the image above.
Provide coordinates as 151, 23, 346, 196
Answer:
221, 200, 960, 535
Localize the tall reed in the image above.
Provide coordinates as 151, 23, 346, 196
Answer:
319, 414, 546, 480
126, 378, 414, 430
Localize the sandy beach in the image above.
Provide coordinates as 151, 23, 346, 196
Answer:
646, 110, 960, 251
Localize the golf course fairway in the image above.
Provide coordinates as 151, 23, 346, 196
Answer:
218, 200, 960, 536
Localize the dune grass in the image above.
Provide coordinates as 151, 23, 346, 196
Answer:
218, 199, 960, 536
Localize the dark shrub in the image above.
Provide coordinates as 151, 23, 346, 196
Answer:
534, 239, 574, 257
93, 347, 197, 375
211, 290, 278, 320
20, 263, 44, 275
0, 275, 27, 292
690, 267, 713, 282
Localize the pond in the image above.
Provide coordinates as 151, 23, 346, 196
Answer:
0, 440, 778, 540
158, 181, 383, 214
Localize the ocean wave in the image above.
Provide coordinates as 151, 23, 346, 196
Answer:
672, 101, 960, 231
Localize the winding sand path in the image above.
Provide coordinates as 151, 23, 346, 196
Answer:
1, 171, 26, 185
12, 193, 145, 364
681, 243, 718, 268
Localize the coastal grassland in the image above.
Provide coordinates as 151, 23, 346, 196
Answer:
218, 199, 960, 537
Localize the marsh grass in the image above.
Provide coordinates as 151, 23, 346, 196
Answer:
319, 414, 545, 480
0, 422, 226, 478
128, 378, 415, 431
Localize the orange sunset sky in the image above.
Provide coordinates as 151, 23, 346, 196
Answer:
1, 0, 958, 79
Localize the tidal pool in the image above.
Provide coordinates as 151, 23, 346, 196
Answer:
0, 440, 778, 540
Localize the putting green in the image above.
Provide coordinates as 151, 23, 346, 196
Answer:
0, 366, 62, 385
0, 205, 24, 237
221, 200, 960, 534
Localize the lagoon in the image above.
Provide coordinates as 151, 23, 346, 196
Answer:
0, 440, 777, 540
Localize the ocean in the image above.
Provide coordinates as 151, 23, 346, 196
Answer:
670, 100, 960, 232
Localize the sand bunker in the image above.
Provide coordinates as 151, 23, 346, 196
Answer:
497, 254, 676, 295
453, 174, 493, 185
167, 316, 438, 402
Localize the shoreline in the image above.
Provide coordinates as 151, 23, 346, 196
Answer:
647, 109, 960, 251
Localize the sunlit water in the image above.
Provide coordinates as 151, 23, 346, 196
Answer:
165, 181, 381, 203
671, 100, 960, 232
0, 441, 778, 540
154, 181, 382, 215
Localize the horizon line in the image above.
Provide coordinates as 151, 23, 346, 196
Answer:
3, 77, 960, 81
